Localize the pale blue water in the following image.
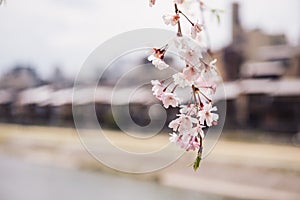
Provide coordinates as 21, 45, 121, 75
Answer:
0, 155, 233, 200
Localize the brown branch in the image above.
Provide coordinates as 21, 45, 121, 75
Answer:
174, 4, 182, 37
178, 10, 194, 26
192, 85, 198, 106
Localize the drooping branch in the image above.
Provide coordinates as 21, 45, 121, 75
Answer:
174, 4, 183, 37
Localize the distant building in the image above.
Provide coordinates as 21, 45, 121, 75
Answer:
0, 65, 42, 90
218, 3, 300, 134
48, 67, 73, 89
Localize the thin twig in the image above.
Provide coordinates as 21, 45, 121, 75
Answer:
178, 10, 194, 26
174, 4, 183, 37
192, 85, 198, 106
200, 91, 212, 103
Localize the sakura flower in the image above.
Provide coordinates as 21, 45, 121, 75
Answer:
169, 115, 204, 151
169, 132, 179, 143
175, 134, 188, 149
179, 45, 203, 66
174, 0, 184, 4
163, 14, 180, 26
173, 72, 191, 88
149, 0, 156, 7
151, 80, 164, 99
169, 114, 198, 133
198, 103, 219, 127
148, 54, 169, 70
202, 59, 217, 74
195, 76, 209, 88
179, 116, 197, 132
183, 65, 200, 82
169, 127, 203, 151
149, 47, 165, 60
179, 104, 197, 115
169, 117, 181, 131
191, 22, 203, 39
174, 132, 200, 151
179, 134, 192, 149
161, 92, 180, 108
152, 58, 169, 70
173, 36, 189, 50
185, 135, 200, 151
193, 124, 205, 139
201, 59, 221, 83
195, 77, 217, 94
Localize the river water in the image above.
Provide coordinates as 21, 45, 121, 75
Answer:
0, 155, 228, 200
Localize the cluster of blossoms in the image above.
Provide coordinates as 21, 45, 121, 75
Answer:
148, 0, 221, 170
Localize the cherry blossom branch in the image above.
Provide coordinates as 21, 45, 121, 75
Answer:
148, 0, 221, 171
174, 4, 183, 37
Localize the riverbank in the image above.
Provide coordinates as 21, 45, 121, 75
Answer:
0, 123, 299, 200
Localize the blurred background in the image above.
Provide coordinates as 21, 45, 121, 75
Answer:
0, 0, 300, 200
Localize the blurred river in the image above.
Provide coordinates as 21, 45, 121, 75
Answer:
0, 155, 226, 200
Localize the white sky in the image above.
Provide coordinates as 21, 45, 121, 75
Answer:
0, 0, 299, 79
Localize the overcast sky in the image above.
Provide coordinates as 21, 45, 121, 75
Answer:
0, 0, 299, 79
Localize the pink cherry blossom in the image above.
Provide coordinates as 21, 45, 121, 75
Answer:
151, 57, 169, 70
179, 104, 197, 115
169, 132, 179, 143
178, 116, 198, 132
177, 115, 193, 132
191, 22, 203, 39
173, 72, 191, 88
193, 124, 205, 139
174, 0, 184, 4
179, 134, 191, 149
195, 76, 209, 88
169, 117, 181, 131
169, 123, 204, 151
148, 54, 169, 70
169, 114, 198, 133
201, 59, 221, 84
198, 103, 219, 127
161, 92, 180, 108
149, 0, 156, 7
202, 59, 218, 74
183, 65, 200, 82
186, 135, 200, 151
179, 45, 203, 66
173, 36, 189, 50
195, 77, 217, 94
163, 14, 180, 26
151, 80, 164, 99
175, 133, 200, 151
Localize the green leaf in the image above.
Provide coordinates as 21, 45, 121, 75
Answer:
193, 155, 201, 171
216, 14, 221, 24
210, 8, 223, 24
